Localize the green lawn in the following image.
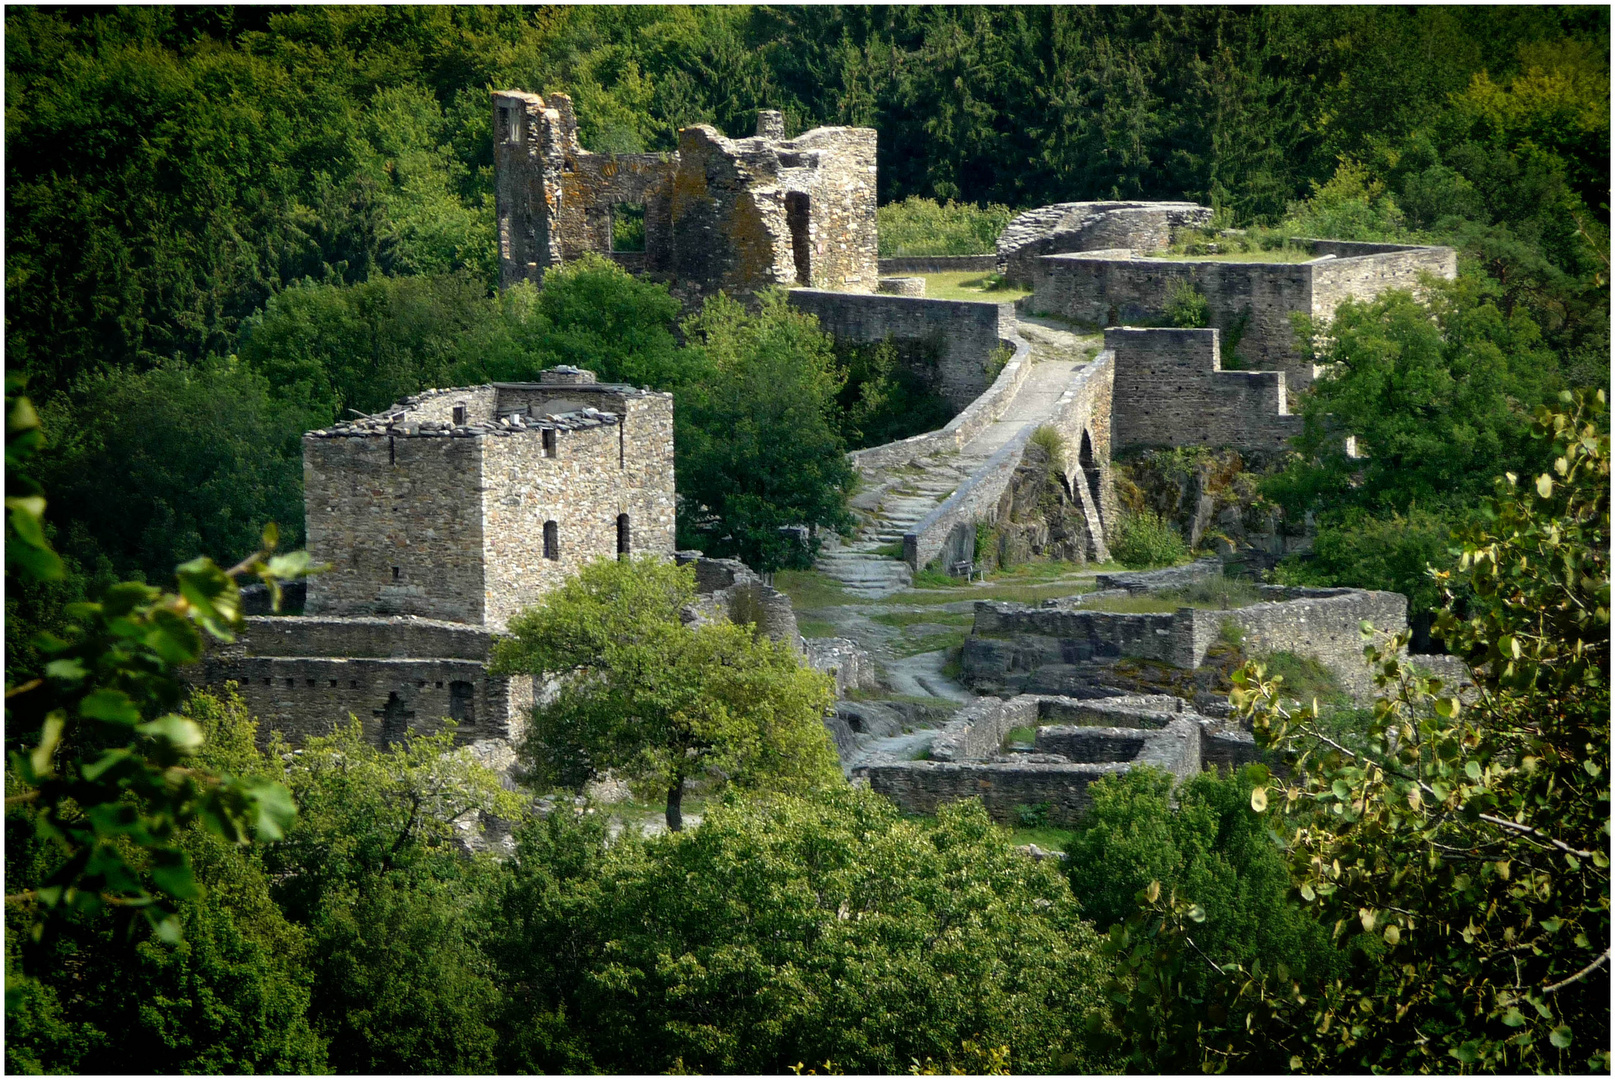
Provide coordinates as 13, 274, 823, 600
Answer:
915, 270, 1031, 303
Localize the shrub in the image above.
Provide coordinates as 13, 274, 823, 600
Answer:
877, 197, 1016, 256
1109, 510, 1189, 569
1162, 280, 1210, 328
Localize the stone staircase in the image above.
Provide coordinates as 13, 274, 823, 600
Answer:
816, 317, 1100, 599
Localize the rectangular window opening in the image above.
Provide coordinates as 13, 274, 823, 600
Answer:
543, 520, 560, 561
611, 203, 646, 253
542, 429, 557, 458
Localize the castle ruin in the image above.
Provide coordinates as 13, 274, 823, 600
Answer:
492, 90, 877, 298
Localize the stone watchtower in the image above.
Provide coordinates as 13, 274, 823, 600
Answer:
491, 89, 878, 297
204, 367, 676, 749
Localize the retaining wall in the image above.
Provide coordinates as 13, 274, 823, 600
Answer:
877, 255, 996, 274
902, 350, 1115, 570
1107, 327, 1304, 451
788, 289, 1013, 411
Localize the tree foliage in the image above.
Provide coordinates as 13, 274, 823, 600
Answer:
1094, 391, 1610, 1073
490, 789, 1115, 1075
491, 557, 841, 830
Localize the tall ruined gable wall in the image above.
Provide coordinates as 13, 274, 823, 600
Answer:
304, 435, 487, 624
1107, 327, 1302, 452
788, 127, 878, 292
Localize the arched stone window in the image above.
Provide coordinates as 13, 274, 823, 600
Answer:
617, 513, 631, 558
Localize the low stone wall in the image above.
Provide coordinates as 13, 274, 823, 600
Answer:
1108, 327, 1304, 452
902, 350, 1115, 570
788, 289, 1013, 411
803, 637, 882, 697
878, 255, 997, 274
877, 276, 926, 296
861, 759, 1131, 826
964, 587, 1411, 701
858, 691, 1204, 826
849, 330, 1031, 474
224, 615, 495, 661
997, 202, 1212, 285
201, 654, 533, 748
1034, 349, 1117, 559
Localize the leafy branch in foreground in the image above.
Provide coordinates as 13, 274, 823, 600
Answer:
1090, 389, 1609, 1073
5, 374, 311, 952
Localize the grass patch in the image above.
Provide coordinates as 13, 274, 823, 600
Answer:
891, 580, 1098, 607
796, 616, 840, 638
772, 569, 855, 610
918, 270, 1032, 303
893, 629, 969, 658
1002, 725, 1037, 749
1005, 824, 1077, 852
1078, 578, 1264, 613
912, 566, 972, 589
872, 540, 906, 559
870, 610, 977, 628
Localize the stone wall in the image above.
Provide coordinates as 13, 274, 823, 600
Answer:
848, 328, 1031, 474
494, 88, 877, 298
998, 202, 1213, 285
1030, 241, 1457, 390
877, 255, 996, 274
1032, 254, 1318, 385
787, 290, 1013, 411
963, 587, 1411, 702
903, 350, 1115, 570
1107, 326, 1304, 451
1308, 243, 1458, 327
858, 691, 1204, 827
203, 616, 534, 748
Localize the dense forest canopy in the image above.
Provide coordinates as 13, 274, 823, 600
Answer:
5, 7, 1610, 1075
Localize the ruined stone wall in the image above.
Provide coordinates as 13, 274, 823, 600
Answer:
963, 588, 1409, 700
1032, 254, 1317, 385
1215, 589, 1409, 699
304, 435, 487, 624
788, 126, 879, 292
1107, 327, 1304, 452
998, 202, 1213, 286
492, 90, 557, 288
1309, 244, 1458, 326
787, 290, 1012, 411
861, 759, 1132, 826
877, 255, 996, 274
202, 655, 532, 748
1032, 242, 1456, 390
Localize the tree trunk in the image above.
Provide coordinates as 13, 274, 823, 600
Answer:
665, 781, 684, 832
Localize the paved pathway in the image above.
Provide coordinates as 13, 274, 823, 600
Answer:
815, 318, 1098, 598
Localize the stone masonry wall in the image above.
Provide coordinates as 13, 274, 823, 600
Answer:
1308, 244, 1458, 326
998, 201, 1213, 285
304, 435, 488, 624
1031, 242, 1456, 390
878, 255, 996, 274
1214, 588, 1409, 700
1032, 254, 1318, 386
1107, 326, 1303, 451
203, 654, 533, 748
787, 290, 1012, 411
